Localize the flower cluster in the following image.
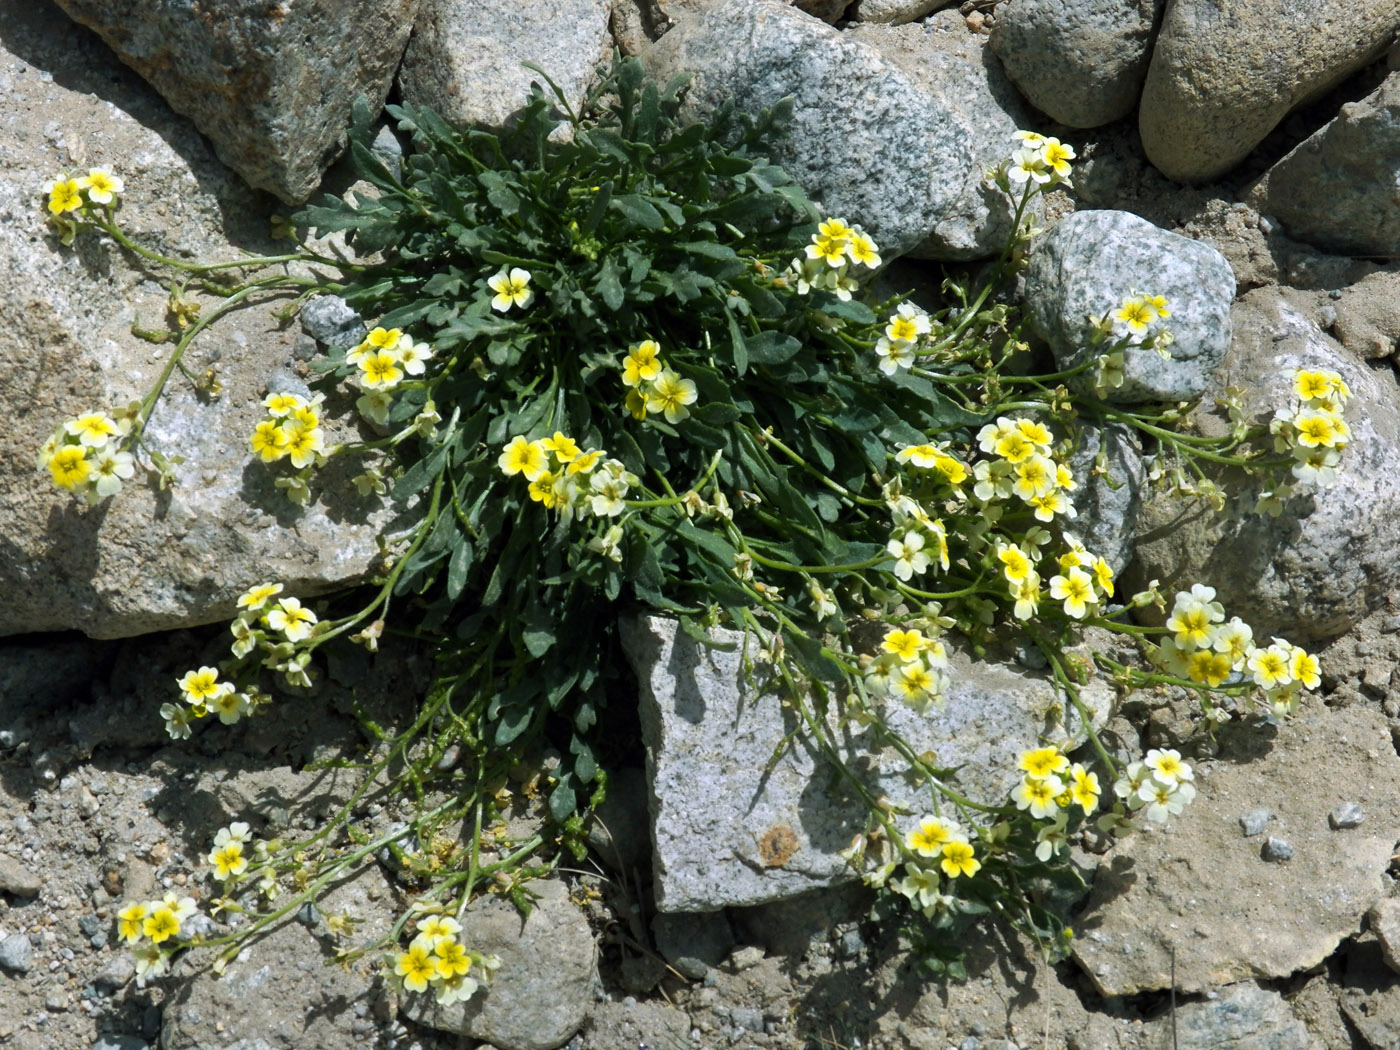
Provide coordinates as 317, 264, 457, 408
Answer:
114, 891, 199, 981
498, 432, 637, 519
347, 326, 436, 426
1111, 748, 1196, 825
1004, 131, 1075, 188
1089, 293, 1173, 394
43, 167, 123, 243
1156, 584, 1318, 721
784, 217, 881, 301
992, 531, 1114, 623
1010, 745, 1101, 859
863, 625, 951, 715
888, 815, 981, 915
37, 409, 137, 503
619, 339, 697, 424
390, 909, 500, 1007
250, 391, 330, 481
972, 416, 1078, 523
875, 302, 934, 375
1272, 367, 1351, 490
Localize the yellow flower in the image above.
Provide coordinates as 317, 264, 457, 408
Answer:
567, 448, 605, 475
250, 420, 289, 463
527, 470, 561, 508
621, 340, 663, 388
1113, 297, 1154, 334
905, 817, 959, 858
80, 167, 124, 205
46, 176, 83, 215
1018, 746, 1068, 779
488, 267, 533, 312
394, 944, 437, 994
1048, 567, 1094, 618
939, 840, 980, 879
117, 903, 147, 944
142, 905, 180, 944
47, 445, 93, 490
282, 423, 325, 470
881, 628, 925, 662
645, 369, 698, 424
358, 349, 403, 391
498, 435, 548, 481
433, 938, 473, 978
625, 389, 648, 421
265, 597, 318, 642
177, 666, 224, 704
1069, 764, 1100, 813
540, 431, 580, 463
209, 841, 248, 879
237, 582, 283, 611
846, 229, 881, 268
66, 411, 120, 448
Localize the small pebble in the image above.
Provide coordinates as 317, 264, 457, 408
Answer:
1239, 809, 1272, 837
92, 1035, 149, 1050
728, 945, 765, 971
731, 1006, 764, 1033
0, 855, 42, 897
1380, 615, 1400, 634
1330, 802, 1365, 829
0, 933, 34, 974
1262, 836, 1294, 862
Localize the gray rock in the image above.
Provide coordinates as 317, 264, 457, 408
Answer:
1130, 287, 1400, 645
1261, 836, 1294, 862
1332, 802, 1366, 829
1370, 899, 1400, 974
1331, 271, 1400, 362
652, 911, 735, 978
623, 614, 1113, 911
1073, 705, 1400, 996
1138, 0, 1400, 182
1250, 72, 1400, 258
398, 0, 611, 137
1239, 808, 1272, 837
1152, 983, 1312, 1050
162, 864, 400, 1050
0, 854, 41, 898
990, 0, 1164, 128
1068, 423, 1147, 573
299, 295, 365, 350
641, 0, 1027, 260
403, 879, 595, 1050
92, 1037, 149, 1050
94, 952, 137, 992
49, 0, 418, 203
0, 933, 33, 974
849, 0, 953, 25
1023, 210, 1234, 403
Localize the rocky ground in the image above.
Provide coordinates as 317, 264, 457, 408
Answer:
7, 1, 1400, 1049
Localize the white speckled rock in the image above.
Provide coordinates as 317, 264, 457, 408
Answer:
640, 0, 1027, 259
50, 0, 418, 203
1250, 71, 1400, 258
1130, 287, 1400, 645
1023, 209, 1235, 402
849, 0, 954, 26
623, 614, 1114, 912
397, 0, 612, 134
1138, 0, 1400, 183
990, 0, 1164, 128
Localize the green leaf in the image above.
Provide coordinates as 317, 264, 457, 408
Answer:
746, 330, 802, 365
612, 194, 665, 230
726, 310, 748, 376
479, 171, 521, 215
595, 255, 625, 311
678, 615, 738, 652
446, 539, 473, 600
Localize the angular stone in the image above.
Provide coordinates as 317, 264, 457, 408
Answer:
623, 614, 1113, 912
0, 856, 42, 898
1068, 423, 1147, 573
1130, 287, 1400, 645
990, 0, 1164, 128
1072, 704, 1400, 996
849, 0, 954, 25
1138, 0, 1400, 182
162, 864, 400, 1050
397, 0, 611, 134
50, 0, 419, 203
1023, 210, 1234, 403
0, 2, 412, 638
1151, 984, 1313, 1050
1250, 72, 1400, 258
1331, 271, 1400, 362
641, 0, 1026, 260
403, 880, 595, 1050
1369, 898, 1400, 974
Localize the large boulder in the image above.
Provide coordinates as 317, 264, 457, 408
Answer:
1138, 0, 1400, 183
1023, 209, 1235, 403
1249, 71, 1400, 258
397, 0, 612, 134
0, 3, 407, 638
50, 0, 419, 203
622, 614, 1114, 912
640, 0, 1028, 260
990, 0, 1165, 129
1129, 287, 1400, 645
